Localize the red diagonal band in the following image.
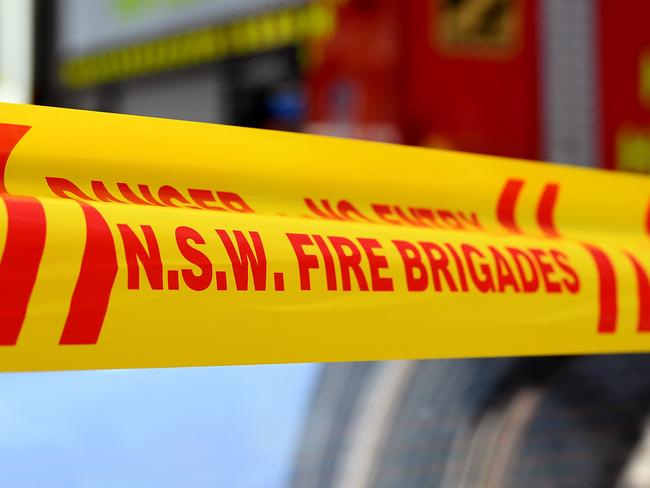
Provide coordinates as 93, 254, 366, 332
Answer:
0, 196, 46, 344
60, 202, 118, 345
537, 183, 560, 237
625, 252, 650, 333
584, 244, 618, 333
496, 179, 524, 234
0, 124, 46, 346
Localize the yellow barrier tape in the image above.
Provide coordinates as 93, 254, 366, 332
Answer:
0, 103, 650, 372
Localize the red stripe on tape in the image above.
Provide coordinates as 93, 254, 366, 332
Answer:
537, 183, 560, 237
0, 124, 45, 345
584, 244, 618, 333
0, 196, 46, 345
625, 252, 650, 333
0, 123, 30, 192
497, 179, 524, 234
59, 203, 118, 345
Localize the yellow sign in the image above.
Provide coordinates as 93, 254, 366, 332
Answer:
617, 126, 650, 173
438, 0, 519, 50
641, 50, 650, 108
1, 102, 650, 372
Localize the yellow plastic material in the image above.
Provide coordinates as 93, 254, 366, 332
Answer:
0, 103, 649, 372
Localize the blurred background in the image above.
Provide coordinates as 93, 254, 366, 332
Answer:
2, 0, 650, 486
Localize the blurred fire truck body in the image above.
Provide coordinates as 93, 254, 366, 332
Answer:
307, 0, 650, 172
38, 0, 650, 172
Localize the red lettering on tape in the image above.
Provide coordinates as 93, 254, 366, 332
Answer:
216, 230, 267, 291
118, 224, 163, 290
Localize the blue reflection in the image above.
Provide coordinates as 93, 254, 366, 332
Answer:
0, 364, 318, 488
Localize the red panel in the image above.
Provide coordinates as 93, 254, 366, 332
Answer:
308, 0, 540, 156
306, 0, 404, 142
401, 0, 540, 157
599, 0, 650, 171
